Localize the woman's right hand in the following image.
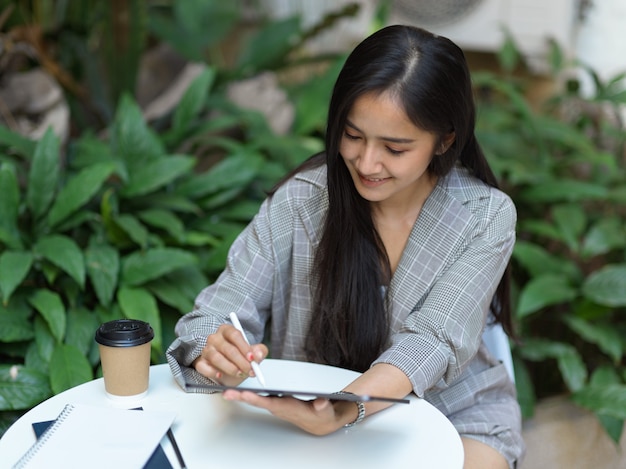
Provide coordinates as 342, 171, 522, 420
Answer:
192, 324, 268, 386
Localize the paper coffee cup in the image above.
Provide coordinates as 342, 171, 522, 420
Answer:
95, 319, 154, 400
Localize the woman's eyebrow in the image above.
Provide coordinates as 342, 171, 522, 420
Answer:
345, 119, 415, 144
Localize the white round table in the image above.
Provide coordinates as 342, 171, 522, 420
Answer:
0, 360, 464, 469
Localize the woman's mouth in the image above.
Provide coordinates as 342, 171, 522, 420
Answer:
358, 173, 390, 187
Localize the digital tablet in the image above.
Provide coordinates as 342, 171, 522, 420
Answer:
186, 383, 411, 404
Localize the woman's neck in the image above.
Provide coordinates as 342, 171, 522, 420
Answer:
371, 174, 438, 226
371, 175, 438, 276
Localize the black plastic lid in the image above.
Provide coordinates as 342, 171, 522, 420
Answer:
95, 319, 154, 347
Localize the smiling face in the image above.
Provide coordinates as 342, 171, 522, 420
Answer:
340, 91, 449, 211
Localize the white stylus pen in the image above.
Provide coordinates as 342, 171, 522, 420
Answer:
229, 312, 267, 387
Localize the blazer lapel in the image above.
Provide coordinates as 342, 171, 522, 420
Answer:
388, 183, 477, 327
294, 164, 482, 329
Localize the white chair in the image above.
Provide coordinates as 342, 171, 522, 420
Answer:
482, 322, 515, 383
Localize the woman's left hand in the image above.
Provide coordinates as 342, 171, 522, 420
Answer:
221, 390, 356, 435
221, 364, 411, 435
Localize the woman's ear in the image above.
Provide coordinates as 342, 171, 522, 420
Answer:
436, 132, 456, 155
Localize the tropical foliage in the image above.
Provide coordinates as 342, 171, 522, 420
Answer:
476, 37, 626, 442
0, 0, 343, 433
1, 0, 626, 444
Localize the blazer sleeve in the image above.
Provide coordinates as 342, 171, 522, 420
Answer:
373, 193, 516, 397
166, 187, 294, 390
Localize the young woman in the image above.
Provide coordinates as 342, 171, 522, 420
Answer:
167, 25, 524, 468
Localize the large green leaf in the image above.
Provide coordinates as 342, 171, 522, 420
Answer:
181, 230, 220, 247
149, 0, 237, 62
512, 241, 579, 279
0, 251, 33, 304
173, 0, 236, 45
192, 219, 246, 239
138, 193, 200, 214
70, 133, 117, 170
587, 367, 625, 443
100, 0, 147, 110
519, 219, 562, 243
610, 185, 626, 204
122, 154, 195, 197
292, 58, 344, 135
590, 366, 621, 386
519, 338, 587, 392
557, 350, 588, 392
85, 242, 120, 307
582, 264, 626, 307
520, 179, 609, 203
200, 186, 244, 210
114, 214, 149, 248
552, 204, 586, 252
0, 365, 51, 410
0, 163, 22, 249
214, 199, 263, 223
171, 67, 216, 135
0, 125, 37, 157
0, 296, 33, 342
497, 32, 522, 73
534, 114, 599, 156
147, 267, 207, 314
34, 315, 56, 362
512, 355, 535, 419
29, 290, 66, 343
121, 248, 197, 286
49, 343, 93, 395
26, 129, 60, 220
117, 286, 161, 351
24, 341, 49, 377
111, 94, 164, 165
52, 210, 99, 234
581, 217, 626, 258
236, 16, 301, 72
177, 151, 263, 198
65, 308, 101, 357
252, 134, 321, 172
137, 209, 185, 242
34, 235, 85, 288
563, 316, 623, 363
573, 384, 626, 420
516, 274, 578, 318
203, 230, 239, 273
47, 162, 117, 227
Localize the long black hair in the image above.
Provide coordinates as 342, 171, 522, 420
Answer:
276, 25, 513, 372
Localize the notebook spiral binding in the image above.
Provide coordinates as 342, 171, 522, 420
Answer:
13, 404, 75, 469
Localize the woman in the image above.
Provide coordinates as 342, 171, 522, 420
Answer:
167, 25, 524, 468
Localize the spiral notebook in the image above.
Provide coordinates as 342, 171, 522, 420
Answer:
31, 415, 174, 469
13, 403, 176, 469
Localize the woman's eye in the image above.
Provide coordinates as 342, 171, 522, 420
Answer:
386, 147, 405, 156
344, 131, 360, 140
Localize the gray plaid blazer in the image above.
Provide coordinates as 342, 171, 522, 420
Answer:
167, 162, 517, 409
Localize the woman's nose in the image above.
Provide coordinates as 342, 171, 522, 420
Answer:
356, 145, 381, 174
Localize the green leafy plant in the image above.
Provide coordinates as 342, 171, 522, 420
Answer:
475, 36, 626, 442
0, 62, 330, 432
1, 0, 151, 128
0, 1, 359, 436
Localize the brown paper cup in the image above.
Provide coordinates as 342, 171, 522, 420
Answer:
95, 319, 154, 400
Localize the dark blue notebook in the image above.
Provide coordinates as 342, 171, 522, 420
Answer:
32, 417, 174, 469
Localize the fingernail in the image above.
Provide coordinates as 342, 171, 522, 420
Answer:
237, 371, 245, 378
247, 352, 254, 361
216, 372, 222, 379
